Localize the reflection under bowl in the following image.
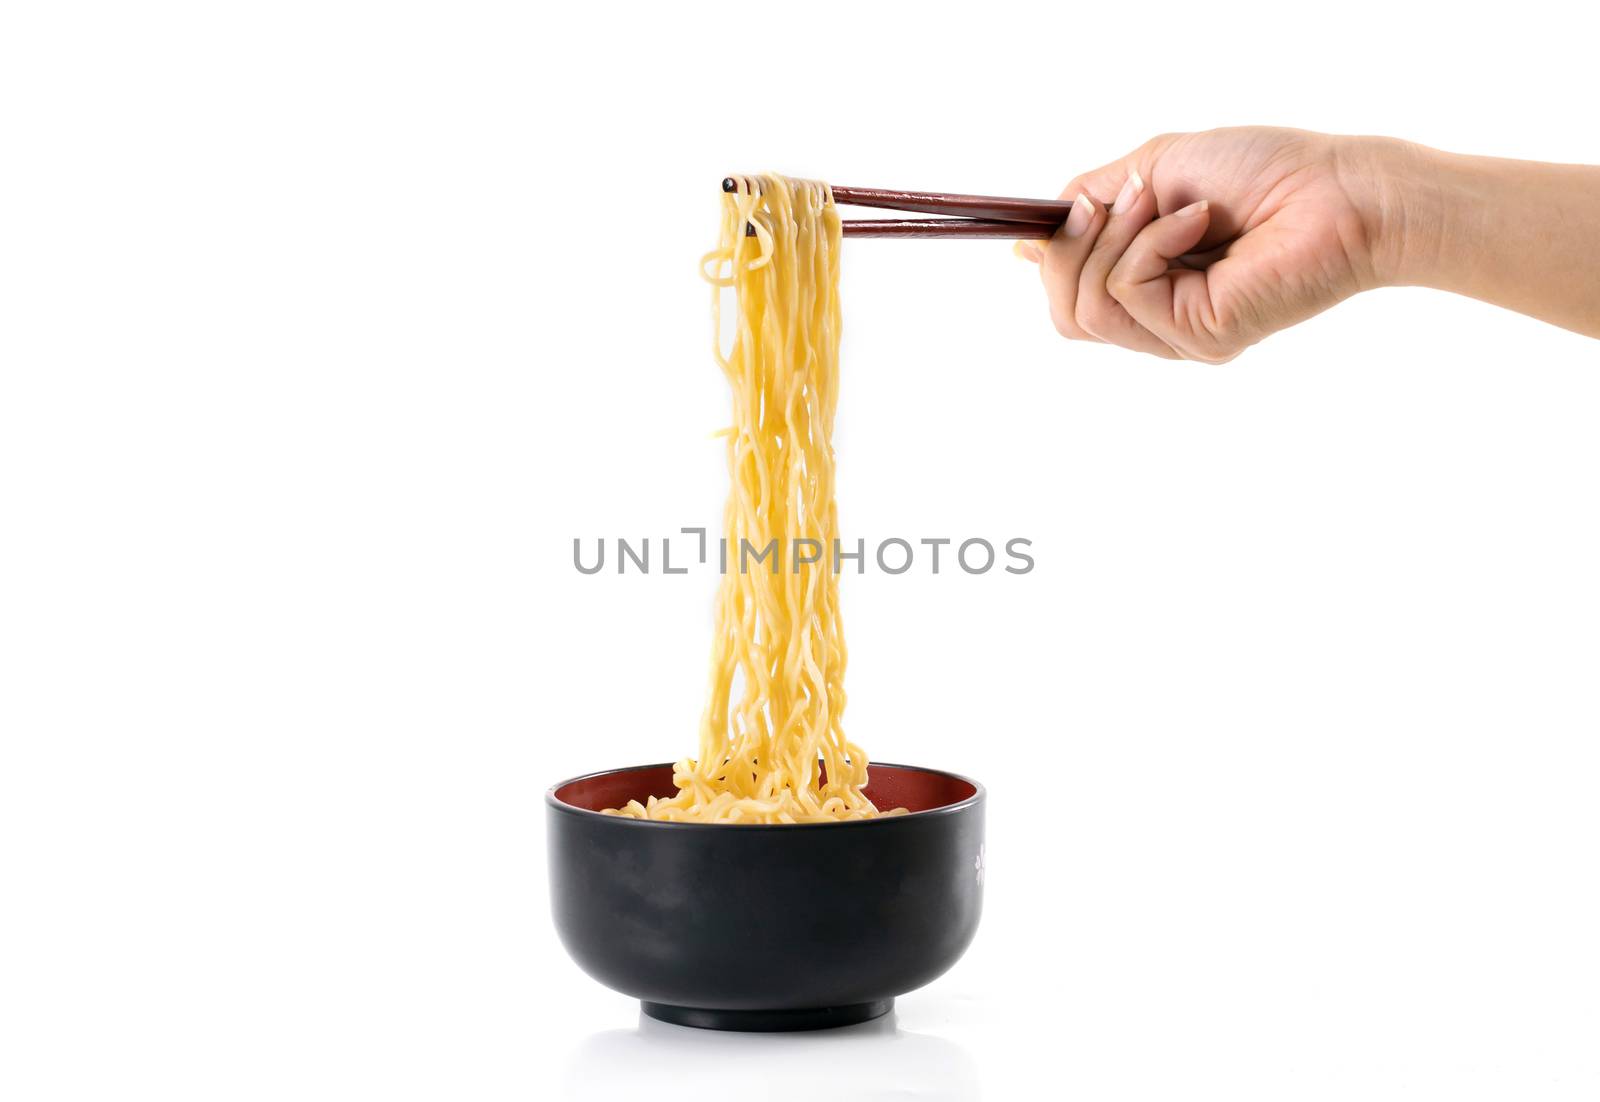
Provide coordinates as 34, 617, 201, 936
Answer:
546, 762, 985, 1031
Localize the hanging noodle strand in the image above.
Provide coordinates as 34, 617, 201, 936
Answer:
604, 174, 902, 824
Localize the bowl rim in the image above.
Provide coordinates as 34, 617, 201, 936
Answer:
545, 760, 985, 830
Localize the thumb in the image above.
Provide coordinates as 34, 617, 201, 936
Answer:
1106, 200, 1238, 363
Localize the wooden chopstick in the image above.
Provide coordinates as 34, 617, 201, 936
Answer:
726, 177, 1070, 240
842, 219, 1057, 239
828, 185, 1072, 226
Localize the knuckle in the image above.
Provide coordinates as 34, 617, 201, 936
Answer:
1187, 344, 1240, 365
1076, 299, 1118, 339
1050, 307, 1083, 340
1182, 297, 1247, 363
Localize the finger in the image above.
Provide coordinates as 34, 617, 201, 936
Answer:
1106, 200, 1234, 363
1057, 160, 1145, 209
1074, 169, 1178, 357
1037, 193, 1104, 341
1171, 239, 1234, 271
1013, 240, 1043, 264
1042, 133, 1174, 261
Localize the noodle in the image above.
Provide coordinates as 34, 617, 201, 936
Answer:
603, 175, 902, 824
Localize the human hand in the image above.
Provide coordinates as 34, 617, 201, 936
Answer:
1018, 127, 1398, 362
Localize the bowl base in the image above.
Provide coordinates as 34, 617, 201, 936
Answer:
641, 998, 894, 1032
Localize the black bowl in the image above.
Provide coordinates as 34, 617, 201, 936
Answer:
546, 762, 985, 1032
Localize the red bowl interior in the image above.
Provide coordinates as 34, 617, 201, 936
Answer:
553, 763, 977, 817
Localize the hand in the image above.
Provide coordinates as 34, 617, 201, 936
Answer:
1019, 127, 1393, 362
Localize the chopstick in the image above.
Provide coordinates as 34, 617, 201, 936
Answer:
724, 178, 1070, 240
841, 219, 1057, 239
828, 185, 1072, 227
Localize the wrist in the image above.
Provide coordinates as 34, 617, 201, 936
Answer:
1336, 136, 1600, 338
1335, 135, 1461, 290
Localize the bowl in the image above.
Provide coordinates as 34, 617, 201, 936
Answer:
546, 762, 985, 1031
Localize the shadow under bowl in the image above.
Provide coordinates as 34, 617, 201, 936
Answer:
546, 762, 985, 1032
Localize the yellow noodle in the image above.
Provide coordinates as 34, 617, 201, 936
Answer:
605, 175, 902, 823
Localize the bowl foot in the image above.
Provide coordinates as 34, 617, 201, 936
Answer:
641, 998, 894, 1032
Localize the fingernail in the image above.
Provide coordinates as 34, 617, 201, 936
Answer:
1174, 199, 1209, 217
1064, 193, 1094, 238
1111, 169, 1145, 215
1012, 240, 1041, 262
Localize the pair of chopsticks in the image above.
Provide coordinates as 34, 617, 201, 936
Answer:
724, 178, 1071, 239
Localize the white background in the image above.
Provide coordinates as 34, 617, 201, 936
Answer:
4, 1, 1598, 1098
